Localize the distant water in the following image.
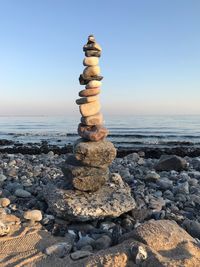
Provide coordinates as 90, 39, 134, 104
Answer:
0, 115, 200, 149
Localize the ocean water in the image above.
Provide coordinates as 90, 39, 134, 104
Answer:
0, 115, 200, 149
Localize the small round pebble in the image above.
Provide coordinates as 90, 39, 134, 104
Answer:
15, 189, 32, 198
0, 198, 10, 208
23, 209, 43, 222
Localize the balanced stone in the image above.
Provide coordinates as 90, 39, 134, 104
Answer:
79, 88, 100, 97
81, 113, 103, 126
83, 57, 99, 66
86, 80, 102, 88
78, 124, 108, 142
62, 155, 109, 192
74, 139, 116, 167
79, 101, 101, 117
88, 34, 95, 43
79, 74, 103, 85
85, 50, 101, 57
83, 66, 101, 79
83, 42, 102, 52
76, 95, 99, 105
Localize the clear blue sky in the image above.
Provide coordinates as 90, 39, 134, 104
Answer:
0, 0, 200, 116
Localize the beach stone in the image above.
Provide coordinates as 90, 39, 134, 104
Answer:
14, 189, 31, 198
79, 88, 100, 97
183, 219, 200, 239
79, 74, 103, 85
78, 124, 108, 142
86, 80, 102, 88
155, 155, 188, 171
74, 139, 116, 167
23, 210, 42, 222
81, 113, 103, 126
87, 34, 95, 43
0, 221, 10, 236
83, 57, 99, 66
79, 101, 101, 117
44, 173, 136, 221
0, 174, 7, 182
83, 66, 100, 79
45, 242, 72, 257
145, 171, 160, 181
83, 42, 102, 52
85, 50, 101, 57
93, 235, 112, 250
70, 250, 93, 260
76, 95, 99, 105
76, 236, 95, 250
0, 198, 10, 208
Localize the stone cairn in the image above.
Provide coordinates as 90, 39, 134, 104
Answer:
45, 35, 136, 221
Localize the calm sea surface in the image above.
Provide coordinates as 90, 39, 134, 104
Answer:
0, 115, 200, 149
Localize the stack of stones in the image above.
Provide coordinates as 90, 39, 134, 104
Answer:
77, 34, 108, 142
62, 35, 116, 192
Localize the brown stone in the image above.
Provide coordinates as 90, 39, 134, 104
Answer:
81, 113, 103, 126
83, 42, 102, 52
79, 88, 100, 97
79, 74, 103, 85
86, 80, 102, 88
76, 95, 99, 105
74, 139, 116, 167
83, 66, 100, 79
83, 57, 99, 66
85, 50, 101, 57
78, 124, 108, 141
79, 101, 101, 117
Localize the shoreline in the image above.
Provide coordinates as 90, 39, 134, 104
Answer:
1, 139, 200, 158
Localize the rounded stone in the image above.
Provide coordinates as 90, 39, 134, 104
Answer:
83, 57, 99, 66
78, 124, 108, 141
74, 139, 116, 167
81, 113, 103, 126
23, 209, 42, 222
83, 42, 102, 52
85, 50, 101, 57
76, 95, 99, 105
79, 74, 103, 85
83, 66, 100, 79
15, 189, 31, 198
79, 88, 100, 97
0, 198, 10, 208
79, 101, 101, 117
86, 80, 102, 88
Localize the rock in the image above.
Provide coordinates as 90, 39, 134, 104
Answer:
76, 236, 95, 249
157, 177, 173, 190
0, 198, 10, 208
85, 50, 101, 57
76, 95, 99, 105
83, 57, 99, 66
73, 139, 116, 167
87, 34, 95, 43
79, 101, 101, 117
145, 171, 160, 181
83, 66, 100, 79
79, 74, 103, 85
85, 80, 102, 88
23, 210, 42, 222
174, 181, 189, 195
45, 242, 72, 257
83, 42, 102, 52
81, 113, 103, 126
79, 88, 100, 97
130, 244, 147, 264
0, 174, 7, 182
70, 250, 93, 260
78, 124, 108, 142
183, 219, 200, 239
44, 174, 136, 221
93, 235, 112, 250
14, 189, 31, 198
155, 155, 188, 171
80, 245, 93, 252
0, 221, 10, 236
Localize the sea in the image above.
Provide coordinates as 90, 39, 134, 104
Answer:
0, 115, 200, 149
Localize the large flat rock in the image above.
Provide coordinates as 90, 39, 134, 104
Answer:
44, 173, 136, 221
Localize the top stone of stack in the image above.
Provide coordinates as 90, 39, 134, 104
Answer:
77, 35, 108, 141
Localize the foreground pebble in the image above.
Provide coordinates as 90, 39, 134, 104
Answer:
45, 242, 72, 257
24, 210, 43, 222
0, 198, 10, 208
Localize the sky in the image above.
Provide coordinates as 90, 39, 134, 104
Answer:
0, 0, 200, 116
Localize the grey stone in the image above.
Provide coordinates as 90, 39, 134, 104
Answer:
14, 189, 31, 198
73, 139, 116, 167
45, 242, 72, 257
76, 236, 95, 250
85, 50, 101, 57
70, 250, 93, 260
0, 174, 7, 182
44, 173, 136, 221
155, 155, 188, 172
145, 171, 160, 181
93, 235, 112, 250
183, 219, 200, 239
157, 178, 173, 190
174, 181, 189, 195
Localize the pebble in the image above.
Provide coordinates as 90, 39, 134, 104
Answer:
14, 189, 31, 198
76, 236, 95, 249
85, 80, 102, 88
145, 171, 160, 181
76, 95, 99, 105
79, 101, 101, 117
23, 209, 42, 222
0, 221, 10, 236
81, 112, 103, 126
0, 174, 7, 182
79, 88, 100, 97
83, 66, 100, 79
83, 57, 99, 66
0, 198, 10, 208
45, 242, 72, 257
93, 235, 112, 250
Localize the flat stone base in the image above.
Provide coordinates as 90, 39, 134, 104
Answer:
44, 174, 136, 221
